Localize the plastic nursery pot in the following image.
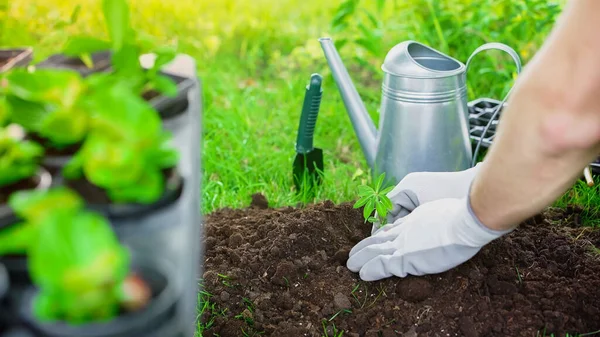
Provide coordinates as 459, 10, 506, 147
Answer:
23, 134, 81, 177
35, 51, 112, 77
67, 165, 196, 337
0, 262, 11, 334
0, 48, 33, 73
0, 168, 52, 285
142, 71, 195, 120
18, 258, 181, 337
63, 167, 184, 219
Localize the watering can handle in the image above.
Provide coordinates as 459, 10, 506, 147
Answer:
465, 43, 522, 168
465, 42, 522, 75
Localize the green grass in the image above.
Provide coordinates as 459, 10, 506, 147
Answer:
554, 177, 600, 227
2, 0, 580, 215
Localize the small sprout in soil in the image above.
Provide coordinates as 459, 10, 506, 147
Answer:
328, 309, 352, 322
515, 265, 523, 285
321, 320, 344, 337
283, 276, 289, 287
353, 172, 394, 227
0, 126, 44, 187
0, 187, 151, 323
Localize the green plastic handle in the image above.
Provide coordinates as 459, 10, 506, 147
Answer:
295, 73, 323, 154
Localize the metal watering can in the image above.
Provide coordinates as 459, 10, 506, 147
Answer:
319, 37, 521, 185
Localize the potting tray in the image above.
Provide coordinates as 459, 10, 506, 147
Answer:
468, 97, 504, 149
468, 97, 600, 175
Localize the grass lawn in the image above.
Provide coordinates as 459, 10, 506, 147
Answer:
2, 0, 597, 224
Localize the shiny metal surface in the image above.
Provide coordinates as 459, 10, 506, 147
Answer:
320, 38, 474, 184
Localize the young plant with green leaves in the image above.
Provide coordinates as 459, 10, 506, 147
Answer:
2, 68, 89, 149
62, 0, 179, 99
353, 172, 394, 227
0, 126, 44, 187
61, 75, 179, 204
0, 187, 150, 323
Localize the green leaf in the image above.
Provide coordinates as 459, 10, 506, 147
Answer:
0, 223, 35, 255
107, 169, 164, 204
0, 129, 44, 186
380, 195, 393, 211
8, 187, 82, 224
102, 0, 130, 50
150, 74, 178, 97
363, 199, 375, 222
376, 0, 385, 12
5, 69, 84, 107
70, 4, 82, 24
367, 216, 378, 223
353, 196, 369, 209
357, 184, 374, 197
80, 137, 143, 188
151, 46, 177, 72
38, 106, 89, 146
374, 172, 385, 192
63, 36, 111, 57
28, 207, 129, 322
0, 95, 10, 126
375, 201, 386, 220
381, 185, 395, 195
111, 44, 143, 78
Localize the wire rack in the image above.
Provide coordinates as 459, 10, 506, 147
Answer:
468, 97, 600, 175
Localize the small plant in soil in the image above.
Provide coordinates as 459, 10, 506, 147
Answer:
0, 187, 151, 323
0, 127, 44, 192
353, 172, 394, 227
60, 0, 179, 99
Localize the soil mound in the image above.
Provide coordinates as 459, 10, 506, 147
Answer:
200, 195, 600, 337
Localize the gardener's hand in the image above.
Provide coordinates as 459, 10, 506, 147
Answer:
374, 163, 483, 234
348, 196, 513, 281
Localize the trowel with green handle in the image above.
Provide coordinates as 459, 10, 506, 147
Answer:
293, 73, 324, 193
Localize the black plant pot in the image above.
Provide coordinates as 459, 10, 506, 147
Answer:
64, 167, 184, 220
0, 48, 33, 73
0, 328, 35, 337
18, 258, 181, 337
36, 51, 112, 77
142, 72, 195, 121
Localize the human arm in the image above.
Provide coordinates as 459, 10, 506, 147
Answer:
470, 0, 600, 231
348, 0, 600, 280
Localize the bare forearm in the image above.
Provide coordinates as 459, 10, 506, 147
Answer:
470, 0, 600, 231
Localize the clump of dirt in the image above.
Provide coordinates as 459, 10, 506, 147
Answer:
200, 194, 600, 337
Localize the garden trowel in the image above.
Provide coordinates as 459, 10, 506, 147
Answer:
293, 73, 324, 193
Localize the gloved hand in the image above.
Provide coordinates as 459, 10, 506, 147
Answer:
372, 163, 483, 234
348, 196, 513, 281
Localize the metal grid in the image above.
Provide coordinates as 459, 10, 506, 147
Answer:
468, 97, 600, 175
468, 97, 504, 149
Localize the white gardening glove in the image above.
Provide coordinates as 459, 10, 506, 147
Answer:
348, 196, 513, 281
372, 163, 483, 234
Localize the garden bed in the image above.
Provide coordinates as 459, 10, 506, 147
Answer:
200, 194, 600, 337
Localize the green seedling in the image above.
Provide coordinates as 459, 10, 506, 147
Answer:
353, 172, 394, 227
3, 67, 179, 204
0, 187, 150, 323
2, 68, 89, 148
62, 76, 179, 204
62, 0, 178, 98
0, 127, 44, 187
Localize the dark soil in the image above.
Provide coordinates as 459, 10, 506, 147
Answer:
26, 134, 81, 158
200, 195, 600, 337
0, 176, 40, 204
65, 167, 180, 205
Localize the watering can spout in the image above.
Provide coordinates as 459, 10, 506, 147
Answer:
319, 37, 377, 168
